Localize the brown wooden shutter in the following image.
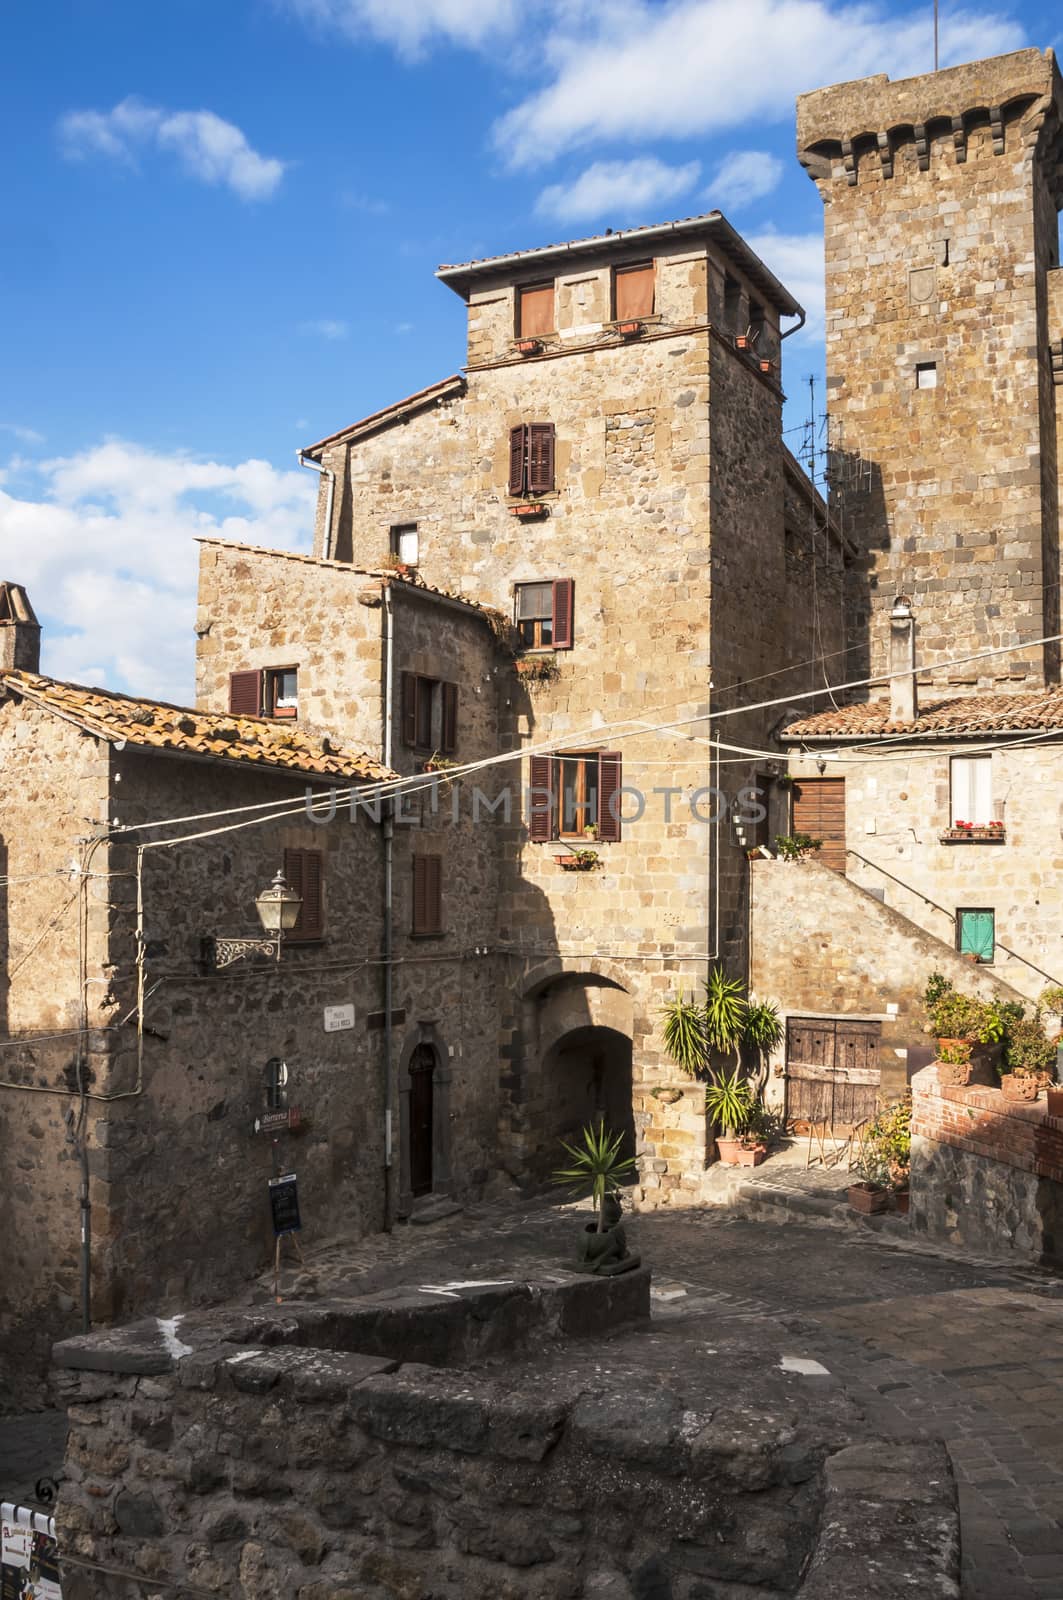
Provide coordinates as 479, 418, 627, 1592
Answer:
508, 425, 527, 495
229, 669, 263, 717
792, 778, 846, 872
528, 754, 553, 843
552, 579, 574, 650
597, 753, 623, 843
441, 682, 458, 755
519, 283, 554, 337
412, 855, 443, 935
527, 424, 555, 493
284, 847, 324, 941
615, 263, 655, 320
401, 672, 418, 748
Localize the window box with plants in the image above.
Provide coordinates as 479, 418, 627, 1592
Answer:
510, 501, 550, 520
515, 338, 543, 356
774, 832, 823, 861
940, 820, 1006, 843
555, 847, 600, 872
616, 319, 644, 338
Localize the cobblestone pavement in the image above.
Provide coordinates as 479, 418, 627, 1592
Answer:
7, 1193, 1063, 1598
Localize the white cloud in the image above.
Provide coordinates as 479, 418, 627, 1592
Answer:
0, 424, 44, 446
0, 441, 315, 703
58, 97, 286, 200
536, 157, 701, 224
283, 0, 521, 58
709, 151, 784, 212
746, 228, 826, 340
299, 318, 350, 340
492, 1, 1026, 165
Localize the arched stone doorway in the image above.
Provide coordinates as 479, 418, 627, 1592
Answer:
542, 1025, 635, 1177
398, 1023, 453, 1217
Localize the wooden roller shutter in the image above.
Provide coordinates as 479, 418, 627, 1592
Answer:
441, 682, 458, 755
508, 425, 527, 495
229, 670, 263, 717
284, 847, 324, 941
528, 754, 554, 843
792, 778, 846, 872
552, 579, 574, 650
518, 283, 554, 338
412, 854, 443, 936
597, 753, 623, 843
615, 262, 655, 320
527, 424, 555, 493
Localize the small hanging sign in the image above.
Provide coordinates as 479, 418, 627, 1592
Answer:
268, 1173, 301, 1238
253, 1107, 301, 1137
324, 1004, 355, 1033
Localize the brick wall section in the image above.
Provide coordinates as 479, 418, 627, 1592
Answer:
798, 49, 1063, 690
912, 1069, 1063, 1185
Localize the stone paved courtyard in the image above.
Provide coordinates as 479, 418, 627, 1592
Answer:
5, 1192, 1063, 1597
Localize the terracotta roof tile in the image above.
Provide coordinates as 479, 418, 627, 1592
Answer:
300, 375, 466, 456
0, 671, 395, 783
784, 689, 1063, 741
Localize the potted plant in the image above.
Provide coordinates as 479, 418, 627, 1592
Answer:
870, 1095, 911, 1213
583, 822, 599, 842
557, 848, 599, 872
516, 337, 542, 356
617, 319, 644, 338
744, 1000, 783, 1060
422, 751, 459, 777
552, 1122, 638, 1274
661, 986, 710, 1079
937, 1038, 974, 1087
999, 1014, 1055, 1100
774, 832, 823, 860
705, 1066, 763, 1165
848, 1140, 891, 1213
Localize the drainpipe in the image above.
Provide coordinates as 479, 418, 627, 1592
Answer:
297, 452, 336, 559
780, 309, 806, 341
382, 584, 395, 1227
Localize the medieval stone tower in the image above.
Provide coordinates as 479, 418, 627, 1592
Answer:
798, 48, 1063, 693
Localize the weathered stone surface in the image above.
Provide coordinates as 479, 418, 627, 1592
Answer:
112, 1489, 164, 1538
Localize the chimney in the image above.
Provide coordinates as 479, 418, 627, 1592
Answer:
889, 595, 917, 723
0, 583, 41, 674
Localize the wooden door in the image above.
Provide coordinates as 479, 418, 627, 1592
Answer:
785, 1017, 881, 1131
792, 778, 846, 871
409, 1045, 435, 1197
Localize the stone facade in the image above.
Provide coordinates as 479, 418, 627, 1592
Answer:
798, 49, 1063, 689
911, 1063, 1063, 1266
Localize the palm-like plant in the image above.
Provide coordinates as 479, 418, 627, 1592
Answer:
744, 1000, 783, 1055
661, 987, 709, 1078
552, 1122, 636, 1233
704, 967, 748, 1053
704, 1066, 756, 1139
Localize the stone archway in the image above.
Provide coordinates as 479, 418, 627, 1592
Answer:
397, 1022, 453, 1217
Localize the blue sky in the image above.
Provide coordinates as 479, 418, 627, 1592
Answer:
2, 0, 1058, 702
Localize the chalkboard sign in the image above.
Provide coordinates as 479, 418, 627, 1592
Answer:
268, 1173, 301, 1237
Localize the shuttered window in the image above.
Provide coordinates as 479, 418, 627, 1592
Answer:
792, 778, 846, 872
518, 283, 554, 338
526, 752, 622, 842
401, 673, 458, 754
229, 670, 263, 717
614, 262, 655, 320
507, 424, 556, 495
950, 756, 992, 826
412, 855, 443, 936
957, 908, 995, 963
515, 579, 574, 650
284, 848, 324, 941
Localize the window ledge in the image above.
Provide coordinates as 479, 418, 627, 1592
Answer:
940, 829, 1007, 844
410, 930, 447, 941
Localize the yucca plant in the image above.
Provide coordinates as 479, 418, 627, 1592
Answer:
661, 987, 709, 1078
744, 1000, 783, 1055
704, 967, 748, 1054
552, 1122, 635, 1233
704, 1066, 756, 1139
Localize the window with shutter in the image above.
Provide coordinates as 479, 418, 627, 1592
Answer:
508, 425, 527, 495
950, 756, 992, 825
264, 667, 298, 719
551, 579, 574, 650
284, 847, 325, 941
527, 753, 621, 842
597, 753, 623, 843
614, 262, 655, 320
527, 424, 555, 494
957, 907, 995, 963
412, 854, 443, 936
229, 670, 263, 717
518, 283, 554, 338
401, 674, 458, 755
441, 683, 458, 755
401, 672, 418, 748
527, 755, 554, 843
514, 580, 574, 650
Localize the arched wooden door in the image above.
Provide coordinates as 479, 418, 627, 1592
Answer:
408, 1043, 436, 1197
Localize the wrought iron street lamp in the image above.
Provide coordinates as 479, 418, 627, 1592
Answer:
212, 869, 303, 970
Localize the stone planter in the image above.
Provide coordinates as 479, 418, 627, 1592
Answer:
848, 1182, 890, 1214
716, 1137, 767, 1167
936, 1058, 974, 1088
1000, 1073, 1041, 1102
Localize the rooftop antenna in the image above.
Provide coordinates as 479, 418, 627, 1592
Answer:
934, 0, 939, 72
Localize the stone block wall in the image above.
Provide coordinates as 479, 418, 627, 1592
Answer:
798, 49, 1063, 689
911, 1063, 1063, 1265
785, 741, 1063, 1001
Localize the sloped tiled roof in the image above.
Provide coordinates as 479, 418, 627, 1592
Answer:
0, 671, 394, 783
195, 536, 494, 620
300, 375, 466, 457
784, 690, 1063, 741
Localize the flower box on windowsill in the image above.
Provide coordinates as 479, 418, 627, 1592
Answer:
510, 501, 549, 520
735, 333, 755, 352
554, 851, 600, 872
940, 825, 1006, 844
759, 358, 776, 377
516, 338, 543, 356
617, 319, 644, 339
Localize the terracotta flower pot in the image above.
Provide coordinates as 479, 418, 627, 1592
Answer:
1046, 1087, 1063, 1119
848, 1182, 890, 1214
1000, 1073, 1040, 1102
936, 1060, 974, 1088
892, 1189, 910, 1216
716, 1137, 767, 1167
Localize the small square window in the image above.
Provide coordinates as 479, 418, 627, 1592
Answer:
390, 524, 419, 567
265, 667, 298, 719
916, 362, 938, 389
957, 907, 994, 963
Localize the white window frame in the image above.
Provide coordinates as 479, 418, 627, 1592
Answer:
950, 755, 992, 826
